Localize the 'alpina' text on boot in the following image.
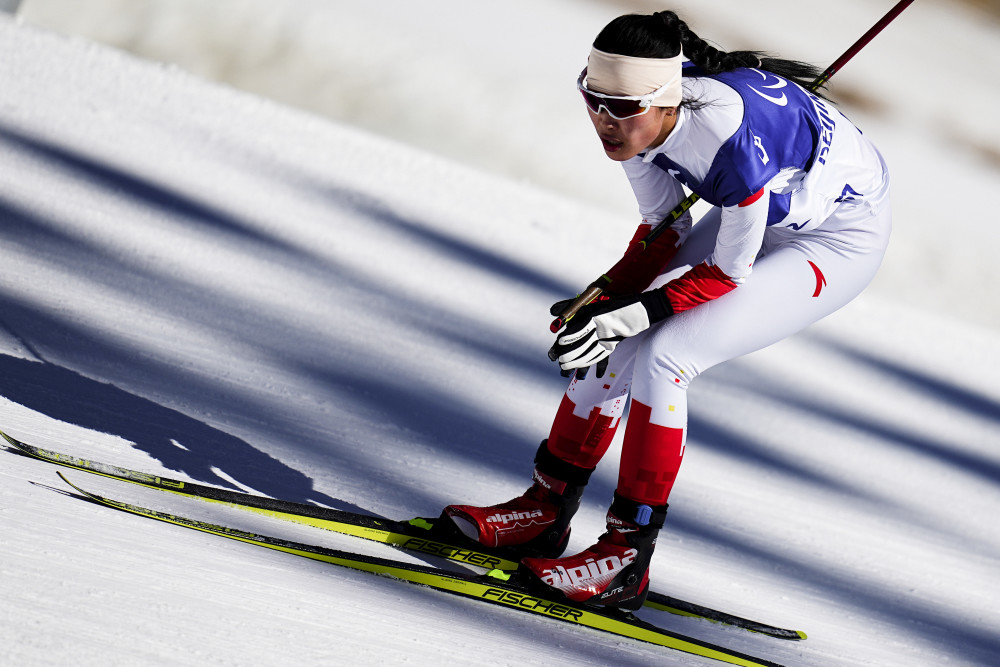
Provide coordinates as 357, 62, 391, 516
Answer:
539, 548, 638, 589
486, 509, 545, 525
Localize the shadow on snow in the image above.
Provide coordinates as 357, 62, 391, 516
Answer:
2, 124, 998, 664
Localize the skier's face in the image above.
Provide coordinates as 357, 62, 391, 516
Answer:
587, 105, 677, 162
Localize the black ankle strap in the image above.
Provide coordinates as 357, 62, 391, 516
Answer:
610, 492, 668, 529
533, 440, 595, 488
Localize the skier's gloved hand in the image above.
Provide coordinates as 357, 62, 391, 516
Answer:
548, 290, 673, 378
549, 296, 608, 379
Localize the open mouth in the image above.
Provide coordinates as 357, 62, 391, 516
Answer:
600, 136, 624, 152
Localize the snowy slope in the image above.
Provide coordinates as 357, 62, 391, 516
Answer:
18, 0, 1000, 333
1, 11, 999, 667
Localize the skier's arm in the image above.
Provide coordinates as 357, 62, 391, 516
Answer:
662, 187, 768, 313
601, 221, 684, 295
604, 157, 693, 295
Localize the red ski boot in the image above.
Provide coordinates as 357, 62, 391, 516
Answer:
519, 493, 667, 611
443, 441, 593, 560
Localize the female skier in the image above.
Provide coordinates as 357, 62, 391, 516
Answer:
444, 10, 891, 610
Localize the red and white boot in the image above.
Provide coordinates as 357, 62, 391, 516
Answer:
519, 493, 668, 611
442, 441, 593, 560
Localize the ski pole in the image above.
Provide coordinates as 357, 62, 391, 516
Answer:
810, 0, 915, 90
550, 0, 915, 333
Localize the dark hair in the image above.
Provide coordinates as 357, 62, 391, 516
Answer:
593, 11, 827, 97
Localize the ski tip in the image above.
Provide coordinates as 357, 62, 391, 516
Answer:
55, 469, 76, 490
795, 630, 808, 640
55, 470, 94, 501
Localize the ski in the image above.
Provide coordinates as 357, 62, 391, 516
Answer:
3, 429, 805, 640
55, 470, 787, 667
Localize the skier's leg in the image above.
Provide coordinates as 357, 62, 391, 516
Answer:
442, 334, 641, 558
619, 198, 892, 510
522, 201, 891, 608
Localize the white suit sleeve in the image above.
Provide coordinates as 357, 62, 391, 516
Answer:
621, 157, 693, 239
711, 187, 769, 284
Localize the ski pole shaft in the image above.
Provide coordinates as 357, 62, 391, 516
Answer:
549, 0, 914, 334
549, 194, 698, 332
810, 0, 914, 90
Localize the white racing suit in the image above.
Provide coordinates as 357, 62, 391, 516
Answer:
546, 67, 892, 505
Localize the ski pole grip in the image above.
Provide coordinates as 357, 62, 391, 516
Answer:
550, 284, 604, 333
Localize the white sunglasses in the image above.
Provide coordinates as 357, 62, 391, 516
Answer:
577, 68, 680, 120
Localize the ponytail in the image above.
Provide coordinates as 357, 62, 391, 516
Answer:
593, 11, 827, 96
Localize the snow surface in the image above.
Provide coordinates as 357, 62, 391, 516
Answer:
17, 0, 1000, 333
1, 4, 999, 667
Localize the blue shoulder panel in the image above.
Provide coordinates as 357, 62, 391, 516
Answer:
655, 68, 834, 213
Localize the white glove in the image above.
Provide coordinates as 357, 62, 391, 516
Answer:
548, 290, 672, 378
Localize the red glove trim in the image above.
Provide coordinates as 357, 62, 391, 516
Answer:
663, 262, 738, 313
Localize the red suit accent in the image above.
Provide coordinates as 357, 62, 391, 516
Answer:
808, 260, 827, 297
738, 188, 765, 207
616, 400, 685, 505
546, 394, 618, 469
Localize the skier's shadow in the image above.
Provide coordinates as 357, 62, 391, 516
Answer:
0, 353, 373, 516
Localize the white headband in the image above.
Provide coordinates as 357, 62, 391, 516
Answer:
585, 47, 684, 107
